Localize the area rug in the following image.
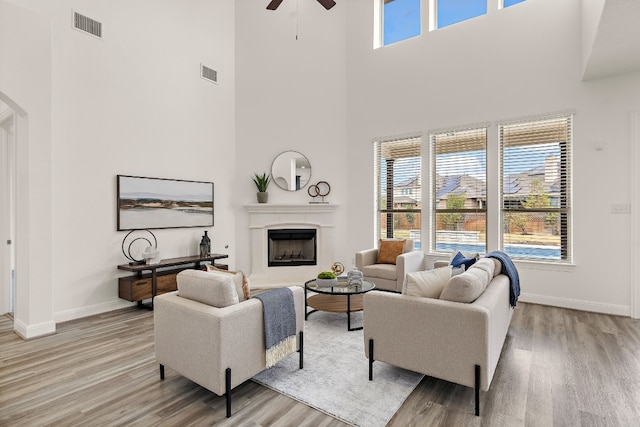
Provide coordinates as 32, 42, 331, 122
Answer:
252, 310, 424, 426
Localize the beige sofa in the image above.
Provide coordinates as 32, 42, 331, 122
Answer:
355, 239, 424, 292
363, 259, 513, 416
154, 270, 304, 418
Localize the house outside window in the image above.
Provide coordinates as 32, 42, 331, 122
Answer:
499, 114, 573, 262
374, 137, 422, 249
430, 127, 487, 253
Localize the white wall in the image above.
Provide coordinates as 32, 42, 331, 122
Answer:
1, 0, 236, 332
234, 0, 348, 273
344, 0, 640, 315
581, 0, 606, 75
0, 0, 55, 337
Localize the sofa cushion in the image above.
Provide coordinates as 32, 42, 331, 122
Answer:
403, 266, 452, 298
469, 258, 496, 282
177, 269, 239, 307
362, 263, 398, 281
205, 264, 250, 301
376, 239, 406, 265
439, 267, 490, 303
489, 257, 502, 276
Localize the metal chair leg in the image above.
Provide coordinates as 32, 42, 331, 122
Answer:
368, 339, 374, 381
225, 367, 231, 418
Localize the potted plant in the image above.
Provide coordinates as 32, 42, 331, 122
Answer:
252, 172, 271, 203
316, 271, 338, 288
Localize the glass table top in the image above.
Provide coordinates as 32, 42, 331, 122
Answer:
305, 278, 375, 295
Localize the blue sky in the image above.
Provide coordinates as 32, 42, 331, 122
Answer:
384, 0, 526, 45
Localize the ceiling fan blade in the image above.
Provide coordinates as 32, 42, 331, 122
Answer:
316, 0, 336, 10
267, 0, 284, 10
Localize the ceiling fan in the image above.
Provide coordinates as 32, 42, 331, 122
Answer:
267, 0, 336, 10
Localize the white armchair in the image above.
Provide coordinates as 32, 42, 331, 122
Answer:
154, 270, 304, 418
355, 239, 424, 292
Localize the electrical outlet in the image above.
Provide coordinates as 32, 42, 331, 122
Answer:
611, 204, 631, 214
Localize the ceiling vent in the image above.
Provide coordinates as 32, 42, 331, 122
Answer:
73, 11, 102, 38
201, 64, 218, 84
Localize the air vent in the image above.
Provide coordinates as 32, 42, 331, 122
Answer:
73, 11, 102, 38
201, 64, 218, 84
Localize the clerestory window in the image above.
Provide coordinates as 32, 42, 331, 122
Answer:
436, 0, 487, 29
502, 0, 526, 8
382, 0, 421, 46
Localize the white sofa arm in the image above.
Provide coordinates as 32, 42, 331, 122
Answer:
356, 248, 378, 269
363, 290, 491, 390
396, 250, 425, 280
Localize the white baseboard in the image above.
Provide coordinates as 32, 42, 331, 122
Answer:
13, 317, 56, 339
54, 299, 135, 323
519, 292, 631, 317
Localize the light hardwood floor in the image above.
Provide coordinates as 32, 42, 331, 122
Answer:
1, 302, 640, 426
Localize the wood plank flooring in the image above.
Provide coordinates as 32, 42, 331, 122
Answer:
1, 302, 640, 426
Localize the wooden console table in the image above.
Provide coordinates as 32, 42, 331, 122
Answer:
117, 254, 228, 309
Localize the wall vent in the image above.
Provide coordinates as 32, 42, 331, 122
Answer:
201, 64, 218, 84
73, 11, 102, 38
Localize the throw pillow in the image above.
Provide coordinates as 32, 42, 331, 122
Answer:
177, 269, 239, 307
450, 251, 478, 269
403, 266, 453, 299
205, 264, 250, 301
376, 239, 406, 265
439, 267, 490, 303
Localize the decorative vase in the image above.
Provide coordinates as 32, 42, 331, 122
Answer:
257, 192, 269, 203
199, 231, 211, 257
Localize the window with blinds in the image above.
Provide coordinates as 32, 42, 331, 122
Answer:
499, 114, 572, 261
374, 137, 421, 249
431, 127, 487, 253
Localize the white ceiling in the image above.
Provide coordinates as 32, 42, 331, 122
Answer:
583, 0, 640, 80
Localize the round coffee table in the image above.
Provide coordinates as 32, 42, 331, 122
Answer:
304, 278, 376, 331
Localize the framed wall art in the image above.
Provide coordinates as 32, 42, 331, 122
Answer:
117, 175, 214, 230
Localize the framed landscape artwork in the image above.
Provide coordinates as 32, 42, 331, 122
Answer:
117, 175, 214, 230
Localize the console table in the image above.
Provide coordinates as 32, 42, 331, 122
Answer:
117, 254, 228, 308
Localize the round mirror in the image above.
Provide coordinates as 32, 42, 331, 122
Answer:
271, 151, 312, 191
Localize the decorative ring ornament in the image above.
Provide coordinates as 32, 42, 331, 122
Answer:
331, 261, 344, 276
122, 229, 157, 265
308, 181, 331, 203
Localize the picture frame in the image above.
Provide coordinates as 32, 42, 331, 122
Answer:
117, 175, 214, 230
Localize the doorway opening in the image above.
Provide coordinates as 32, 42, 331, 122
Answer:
0, 100, 16, 315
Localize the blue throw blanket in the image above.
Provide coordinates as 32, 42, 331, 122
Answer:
254, 287, 297, 368
486, 251, 520, 307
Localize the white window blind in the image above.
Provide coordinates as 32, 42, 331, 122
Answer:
431, 127, 487, 253
500, 114, 572, 261
374, 137, 421, 247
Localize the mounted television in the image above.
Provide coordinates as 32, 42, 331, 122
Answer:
117, 175, 214, 230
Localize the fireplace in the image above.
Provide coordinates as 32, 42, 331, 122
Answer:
268, 229, 317, 267
245, 203, 337, 286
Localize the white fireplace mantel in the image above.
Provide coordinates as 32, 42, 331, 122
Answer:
244, 203, 339, 288
244, 203, 338, 215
